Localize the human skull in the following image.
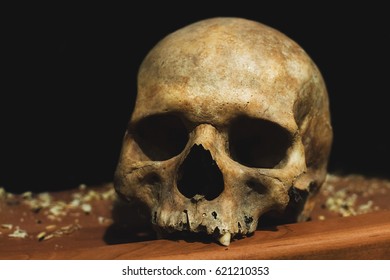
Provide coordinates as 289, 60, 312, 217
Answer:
114, 17, 332, 246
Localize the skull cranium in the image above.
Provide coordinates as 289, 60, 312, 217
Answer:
114, 17, 333, 246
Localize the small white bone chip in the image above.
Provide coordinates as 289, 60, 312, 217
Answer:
8, 227, 28, 238
218, 232, 231, 246
1, 224, 13, 230
81, 203, 92, 214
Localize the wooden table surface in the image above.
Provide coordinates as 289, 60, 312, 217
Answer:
1, 174, 389, 259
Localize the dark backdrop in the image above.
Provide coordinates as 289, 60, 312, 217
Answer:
2, 4, 389, 193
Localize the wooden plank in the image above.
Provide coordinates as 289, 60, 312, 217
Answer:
2, 211, 390, 260
1, 175, 389, 259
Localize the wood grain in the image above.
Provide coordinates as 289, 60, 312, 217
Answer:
1, 211, 389, 260
1, 175, 389, 259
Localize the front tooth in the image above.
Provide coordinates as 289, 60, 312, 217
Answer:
218, 232, 231, 246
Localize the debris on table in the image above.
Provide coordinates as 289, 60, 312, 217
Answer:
0, 183, 117, 242
313, 174, 390, 220
8, 226, 28, 239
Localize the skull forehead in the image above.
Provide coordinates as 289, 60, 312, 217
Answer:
134, 17, 316, 128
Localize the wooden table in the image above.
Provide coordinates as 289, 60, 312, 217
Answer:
1, 174, 389, 259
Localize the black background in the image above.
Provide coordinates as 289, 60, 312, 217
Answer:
1, 3, 389, 193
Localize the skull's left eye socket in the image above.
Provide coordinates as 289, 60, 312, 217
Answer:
228, 116, 292, 168
133, 114, 189, 161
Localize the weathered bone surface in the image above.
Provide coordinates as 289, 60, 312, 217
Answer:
114, 17, 333, 246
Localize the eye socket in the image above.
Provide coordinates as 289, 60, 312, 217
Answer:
229, 117, 292, 168
133, 114, 188, 161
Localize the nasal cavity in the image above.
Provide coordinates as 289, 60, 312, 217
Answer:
177, 144, 224, 201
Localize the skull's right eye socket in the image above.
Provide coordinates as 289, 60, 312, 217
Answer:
229, 117, 292, 168
133, 114, 188, 161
